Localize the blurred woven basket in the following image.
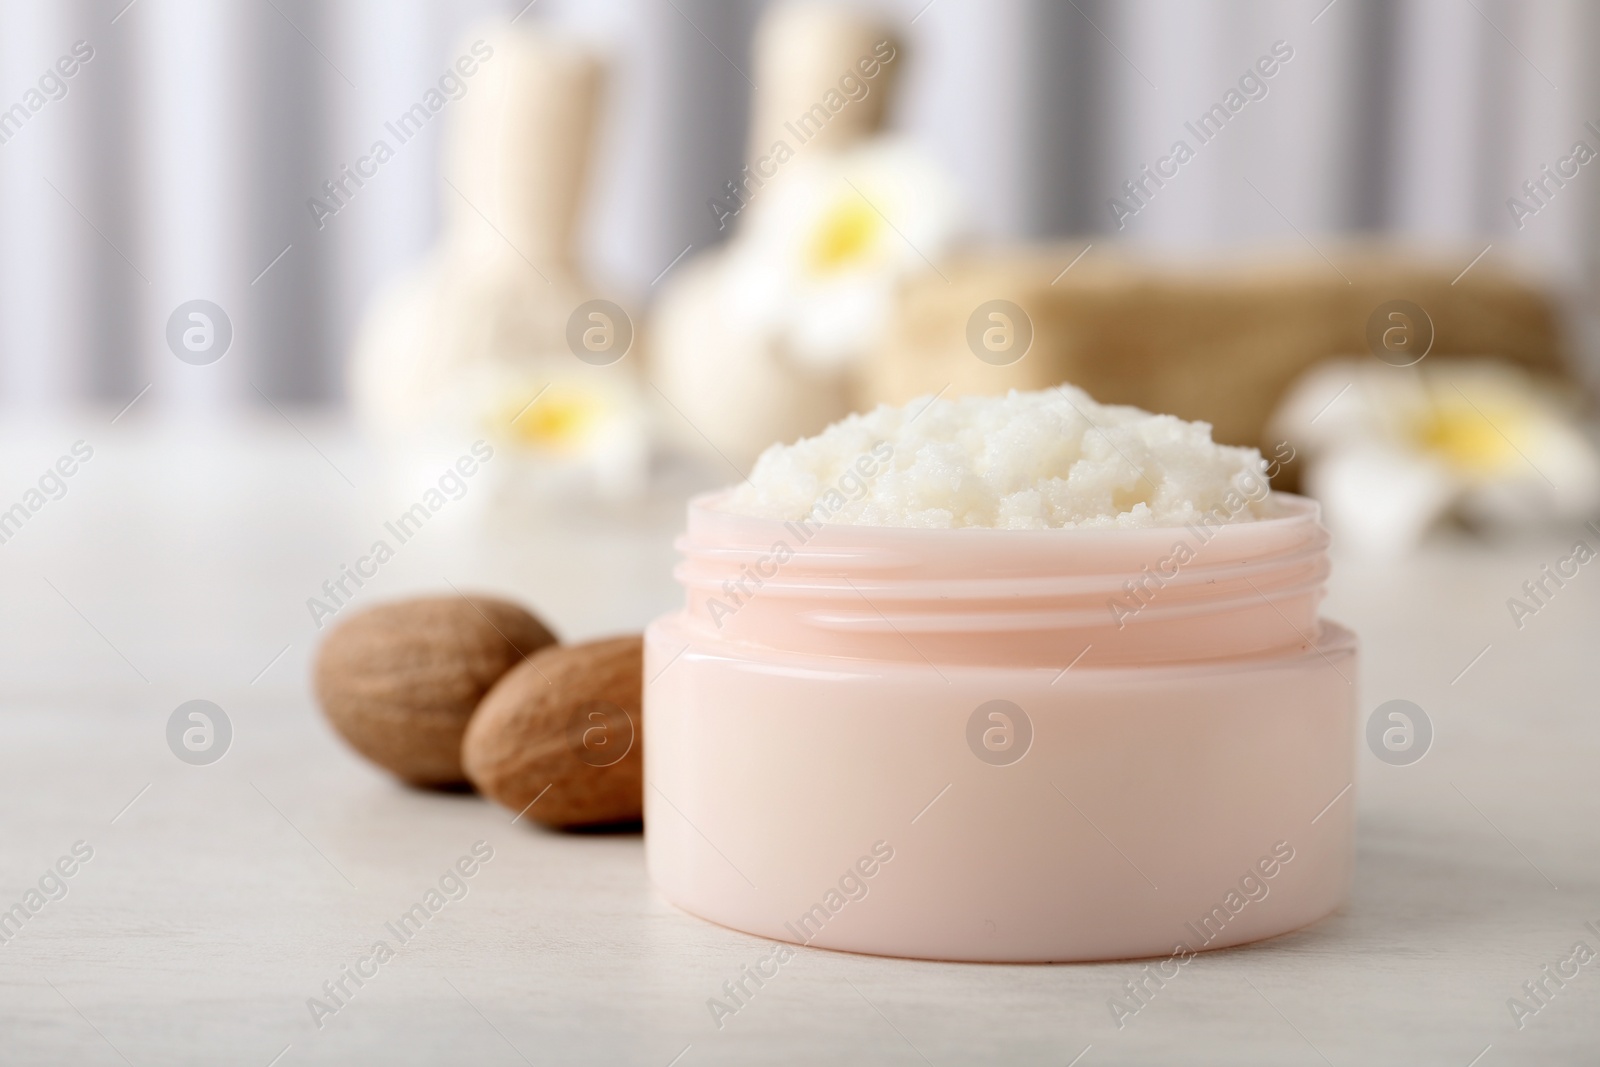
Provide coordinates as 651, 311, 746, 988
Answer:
859, 243, 1570, 456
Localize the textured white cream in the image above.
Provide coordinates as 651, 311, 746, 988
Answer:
720, 387, 1274, 530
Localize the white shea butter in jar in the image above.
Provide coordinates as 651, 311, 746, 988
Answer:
720, 386, 1275, 530
650, 384, 1356, 962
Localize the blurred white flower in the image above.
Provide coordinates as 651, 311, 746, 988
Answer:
349, 244, 651, 501
465, 361, 651, 501
723, 137, 962, 370
1271, 358, 1599, 555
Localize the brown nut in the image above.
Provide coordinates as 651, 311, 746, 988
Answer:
462, 635, 643, 829
314, 595, 556, 786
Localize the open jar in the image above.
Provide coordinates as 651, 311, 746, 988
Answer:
644, 491, 1357, 962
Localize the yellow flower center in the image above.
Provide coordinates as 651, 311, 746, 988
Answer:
806, 195, 881, 275
1411, 404, 1521, 474
510, 389, 604, 453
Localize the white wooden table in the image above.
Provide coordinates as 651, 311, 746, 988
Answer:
1, 417, 1596, 1065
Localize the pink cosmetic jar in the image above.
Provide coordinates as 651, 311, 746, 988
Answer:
644, 491, 1357, 962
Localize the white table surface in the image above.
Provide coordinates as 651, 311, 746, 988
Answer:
1, 416, 1597, 1066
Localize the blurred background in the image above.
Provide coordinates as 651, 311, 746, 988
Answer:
2, 0, 1597, 406
1, 0, 1598, 612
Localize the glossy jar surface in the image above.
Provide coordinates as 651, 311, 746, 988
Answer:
644, 492, 1357, 962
